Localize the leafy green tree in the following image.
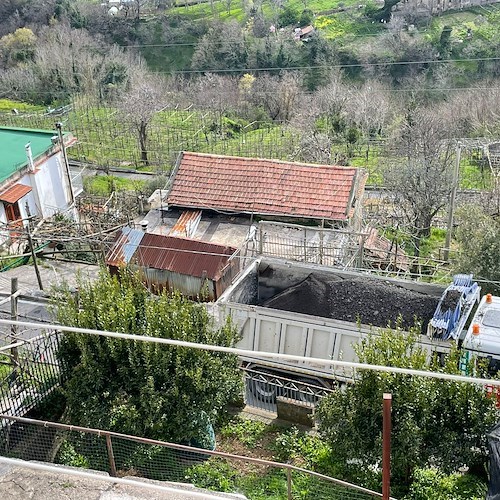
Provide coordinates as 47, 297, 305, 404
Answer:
278, 6, 300, 27
404, 467, 486, 500
454, 205, 500, 293
191, 21, 247, 72
53, 269, 243, 447
0, 28, 36, 68
316, 325, 498, 496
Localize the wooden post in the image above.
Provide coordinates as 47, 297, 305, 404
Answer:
444, 143, 461, 261
382, 393, 392, 500
105, 434, 117, 477
10, 278, 19, 374
286, 467, 292, 500
27, 225, 43, 291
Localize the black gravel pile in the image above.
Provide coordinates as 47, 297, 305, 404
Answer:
440, 289, 462, 312
262, 272, 440, 333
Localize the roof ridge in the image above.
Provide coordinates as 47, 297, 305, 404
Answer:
182, 151, 357, 171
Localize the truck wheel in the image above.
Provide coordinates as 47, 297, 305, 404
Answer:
295, 378, 321, 404
247, 370, 277, 404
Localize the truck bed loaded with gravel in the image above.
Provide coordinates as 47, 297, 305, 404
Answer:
215, 258, 483, 390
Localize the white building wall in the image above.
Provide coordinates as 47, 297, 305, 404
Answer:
0, 204, 7, 244
0, 149, 75, 246
29, 152, 73, 217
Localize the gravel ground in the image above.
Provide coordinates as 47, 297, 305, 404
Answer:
262, 273, 440, 333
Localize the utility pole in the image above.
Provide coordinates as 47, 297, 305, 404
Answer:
382, 393, 392, 500
444, 142, 461, 261
27, 224, 43, 291
55, 122, 75, 208
10, 278, 19, 376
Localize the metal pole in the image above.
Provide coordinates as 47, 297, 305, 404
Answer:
444, 143, 461, 261
27, 225, 43, 291
382, 393, 392, 500
10, 278, 19, 374
105, 434, 117, 477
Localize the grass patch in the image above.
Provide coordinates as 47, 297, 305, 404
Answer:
83, 175, 145, 196
0, 99, 45, 113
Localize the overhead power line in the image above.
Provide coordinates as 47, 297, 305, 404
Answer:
1, 85, 500, 97
163, 56, 500, 74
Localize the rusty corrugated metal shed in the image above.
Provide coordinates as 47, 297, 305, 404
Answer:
135, 234, 236, 281
106, 227, 145, 267
169, 210, 202, 238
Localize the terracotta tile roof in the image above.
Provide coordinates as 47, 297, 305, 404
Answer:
135, 233, 237, 280
166, 152, 362, 221
0, 183, 32, 204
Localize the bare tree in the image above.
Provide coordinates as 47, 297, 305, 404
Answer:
290, 71, 351, 163
118, 73, 168, 166
184, 73, 240, 115
346, 80, 392, 139
383, 109, 455, 256
33, 24, 138, 102
249, 72, 303, 122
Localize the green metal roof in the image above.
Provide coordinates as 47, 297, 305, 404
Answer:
0, 126, 58, 183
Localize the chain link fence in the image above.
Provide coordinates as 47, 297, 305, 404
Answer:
0, 415, 385, 500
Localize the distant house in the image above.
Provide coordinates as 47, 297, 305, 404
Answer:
294, 25, 315, 41
106, 226, 239, 300
0, 126, 77, 244
165, 152, 367, 228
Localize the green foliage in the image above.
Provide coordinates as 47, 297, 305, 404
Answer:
278, 6, 300, 27
220, 417, 268, 448
186, 458, 238, 492
83, 175, 145, 196
270, 426, 332, 470
299, 9, 314, 27
56, 441, 90, 469
454, 205, 500, 293
404, 467, 487, 500
53, 269, 243, 446
316, 326, 499, 496
0, 99, 44, 113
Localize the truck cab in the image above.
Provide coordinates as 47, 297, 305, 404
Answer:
461, 294, 500, 374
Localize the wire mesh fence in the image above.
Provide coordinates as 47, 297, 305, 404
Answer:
0, 415, 385, 500
0, 331, 60, 417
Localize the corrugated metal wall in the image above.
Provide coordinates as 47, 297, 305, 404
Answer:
141, 267, 217, 301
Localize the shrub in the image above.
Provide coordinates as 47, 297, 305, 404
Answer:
404, 467, 487, 500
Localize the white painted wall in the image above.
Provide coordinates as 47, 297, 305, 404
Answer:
28, 152, 73, 217
0, 149, 75, 246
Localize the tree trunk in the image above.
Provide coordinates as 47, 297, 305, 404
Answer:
139, 121, 149, 166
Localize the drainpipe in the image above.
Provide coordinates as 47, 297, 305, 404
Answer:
25, 143, 35, 172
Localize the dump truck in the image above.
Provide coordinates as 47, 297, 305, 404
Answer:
216, 258, 485, 392
461, 293, 500, 373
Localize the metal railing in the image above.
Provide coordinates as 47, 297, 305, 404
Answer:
243, 368, 334, 413
256, 221, 367, 268
0, 414, 387, 499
